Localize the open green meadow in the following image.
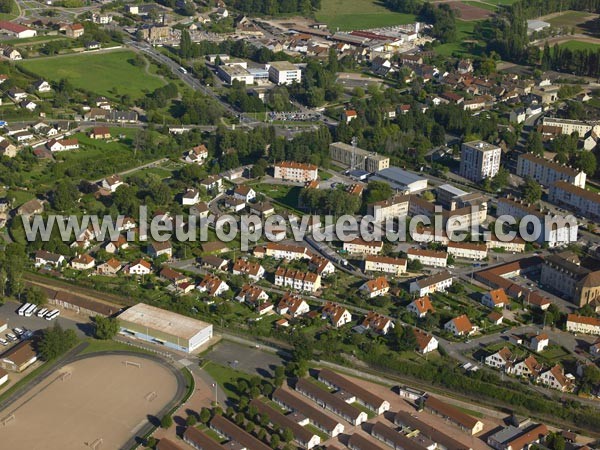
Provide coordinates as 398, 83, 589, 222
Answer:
558, 39, 600, 51
547, 10, 599, 31
434, 20, 482, 57
316, 0, 416, 31
18, 50, 166, 100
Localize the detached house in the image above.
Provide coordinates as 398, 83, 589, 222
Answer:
413, 328, 438, 354
485, 347, 513, 370
538, 364, 573, 392
510, 355, 542, 378
359, 277, 390, 298
70, 254, 95, 271
103, 235, 128, 254
309, 255, 335, 277
528, 333, 549, 352
90, 126, 111, 140
125, 259, 152, 276
322, 302, 352, 328
360, 311, 394, 335
33, 80, 51, 93
482, 288, 508, 309
147, 241, 172, 259
96, 258, 122, 276
184, 144, 209, 164
276, 292, 309, 317
181, 188, 200, 206
444, 314, 475, 336
236, 284, 271, 314
407, 296, 434, 318
197, 274, 229, 297
233, 185, 256, 202
99, 174, 124, 192
47, 138, 79, 152
34, 250, 65, 268
232, 258, 265, 281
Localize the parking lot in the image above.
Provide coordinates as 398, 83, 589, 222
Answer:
0, 301, 87, 351
204, 340, 286, 378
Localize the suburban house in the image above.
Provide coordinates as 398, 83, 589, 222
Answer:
99, 175, 124, 192
233, 185, 256, 202
182, 189, 200, 206
147, 241, 173, 259
359, 277, 390, 298
309, 255, 335, 277
360, 311, 394, 335
255, 242, 311, 260
34, 250, 65, 268
409, 271, 453, 297
276, 292, 309, 318
274, 267, 321, 293
103, 235, 128, 254
321, 302, 352, 328
538, 364, 574, 392
96, 258, 122, 276
510, 355, 542, 378
485, 347, 513, 370
184, 144, 209, 164
90, 126, 111, 139
413, 328, 439, 354
528, 333, 549, 352
407, 296, 434, 318
47, 138, 79, 152
70, 254, 96, 270
482, 289, 508, 309
444, 314, 475, 336
197, 274, 230, 297
125, 259, 152, 276
232, 258, 265, 281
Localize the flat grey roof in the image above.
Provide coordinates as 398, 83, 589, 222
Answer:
372, 167, 426, 186
118, 303, 212, 340
437, 183, 468, 197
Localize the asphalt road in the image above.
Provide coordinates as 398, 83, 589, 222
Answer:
204, 340, 285, 379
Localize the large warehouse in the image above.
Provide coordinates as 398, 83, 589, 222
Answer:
118, 303, 213, 353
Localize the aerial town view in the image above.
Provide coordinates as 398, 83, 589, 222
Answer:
0, 0, 600, 448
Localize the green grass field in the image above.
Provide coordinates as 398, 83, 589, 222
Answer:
434, 20, 482, 57
18, 50, 166, 100
558, 39, 600, 51
547, 10, 598, 30
316, 0, 416, 31
462, 1, 497, 11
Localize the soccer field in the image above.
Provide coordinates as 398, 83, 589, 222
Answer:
19, 50, 166, 100
316, 0, 416, 31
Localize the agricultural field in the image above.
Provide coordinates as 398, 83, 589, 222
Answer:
546, 10, 600, 34
18, 50, 166, 100
434, 20, 483, 57
316, 0, 416, 31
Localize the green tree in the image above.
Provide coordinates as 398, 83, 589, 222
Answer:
26, 285, 46, 306
522, 177, 542, 204
365, 181, 393, 205
52, 181, 79, 211
525, 131, 544, 156
575, 151, 597, 176
93, 316, 119, 340
160, 414, 173, 429
39, 323, 78, 360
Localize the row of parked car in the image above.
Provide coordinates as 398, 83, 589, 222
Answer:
0, 326, 30, 346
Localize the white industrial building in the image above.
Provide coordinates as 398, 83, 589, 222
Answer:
118, 303, 213, 353
370, 167, 427, 193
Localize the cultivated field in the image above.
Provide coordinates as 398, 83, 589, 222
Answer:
18, 50, 166, 100
545, 10, 599, 32
0, 354, 181, 450
436, 1, 492, 20
316, 0, 416, 31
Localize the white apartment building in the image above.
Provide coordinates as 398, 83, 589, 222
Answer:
406, 248, 448, 268
329, 141, 390, 173
368, 195, 409, 222
542, 117, 599, 137
566, 314, 600, 335
447, 242, 488, 260
256, 242, 311, 260
459, 140, 501, 182
496, 197, 578, 247
343, 238, 383, 256
273, 161, 318, 182
517, 153, 586, 188
409, 271, 453, 297
549, 181, 600, 220
363, 255, 407, 276
268, 61, 302, 85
